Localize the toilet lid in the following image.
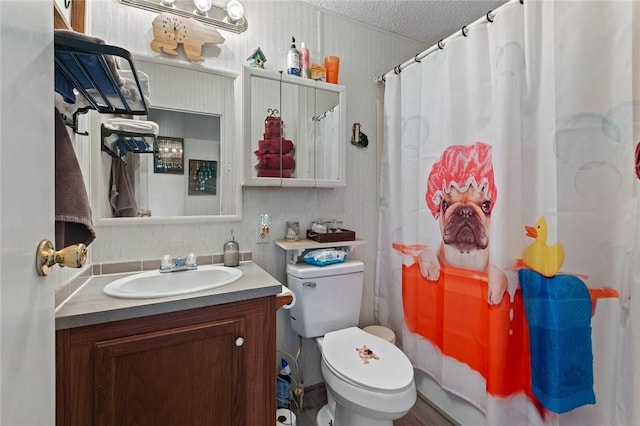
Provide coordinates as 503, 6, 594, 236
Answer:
321, 327, 413, 393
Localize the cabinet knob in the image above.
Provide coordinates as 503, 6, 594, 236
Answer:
235, 337, 245, 347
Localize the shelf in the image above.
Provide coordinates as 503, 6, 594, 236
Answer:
54, 31, 148, 124
275, 238, 367, 264
101, 124, 156, 158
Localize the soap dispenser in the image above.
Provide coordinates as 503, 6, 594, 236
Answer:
223, 231, 240, 267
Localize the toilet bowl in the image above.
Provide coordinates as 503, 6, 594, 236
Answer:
286, 261, 416, 426
316, 327, 416, 426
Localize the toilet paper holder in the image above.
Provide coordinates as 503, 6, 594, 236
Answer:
276, 408, 297, 426
276, 285, 295, 310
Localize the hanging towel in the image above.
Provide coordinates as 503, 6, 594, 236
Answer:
518, 268, 596, 413
54, 109, 96, 248
109, 157, 138, 217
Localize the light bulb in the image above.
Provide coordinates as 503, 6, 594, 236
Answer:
226, 0, 244, 22
161, 0, 176, 6
193, 0, 212, 14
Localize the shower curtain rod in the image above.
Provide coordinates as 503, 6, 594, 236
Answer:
374, 0, 521, 83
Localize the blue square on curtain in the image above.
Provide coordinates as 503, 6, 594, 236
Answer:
518, 268, 596, 413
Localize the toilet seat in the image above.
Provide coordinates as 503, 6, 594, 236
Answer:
321, 327, 414, 393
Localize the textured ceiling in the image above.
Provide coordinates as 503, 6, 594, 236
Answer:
302, 0, 509, 46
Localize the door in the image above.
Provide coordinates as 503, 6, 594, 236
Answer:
1, 2, 55, 424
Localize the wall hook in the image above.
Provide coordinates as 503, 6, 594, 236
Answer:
351, 123, 368, 149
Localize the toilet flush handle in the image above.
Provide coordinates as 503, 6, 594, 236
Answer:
303, 281, 316, 288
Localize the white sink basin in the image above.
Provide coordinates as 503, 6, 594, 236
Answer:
103, 265, 243, 299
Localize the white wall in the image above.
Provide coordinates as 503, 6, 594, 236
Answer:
85, 0, 425, 388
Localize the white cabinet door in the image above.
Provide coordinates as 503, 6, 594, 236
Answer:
241, 66, 346, 188
1, 2, 55, 424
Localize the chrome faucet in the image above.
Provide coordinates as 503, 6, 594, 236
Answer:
160, 253, 197, 273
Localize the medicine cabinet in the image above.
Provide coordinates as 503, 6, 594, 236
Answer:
239, 66, 346, 187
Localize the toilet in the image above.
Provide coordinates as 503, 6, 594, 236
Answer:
287, 260, 416, 426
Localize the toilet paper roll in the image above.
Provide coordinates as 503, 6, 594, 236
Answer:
276, 408, 297, 426
280, 285, 296, 309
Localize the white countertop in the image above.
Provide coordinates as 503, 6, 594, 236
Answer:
55, 261, 282, 330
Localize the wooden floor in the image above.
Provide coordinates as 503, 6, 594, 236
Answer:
290, 385, 457, 426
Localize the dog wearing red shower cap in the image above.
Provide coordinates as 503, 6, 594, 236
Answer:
418, 141, 507, 305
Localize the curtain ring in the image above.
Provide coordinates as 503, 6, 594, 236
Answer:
461, 26, 469, 37
486, 10, 494, 23
381, 74, 386, 82
437, 39, 445, 50
394, 65, 402, 75
414, 53, 421, 63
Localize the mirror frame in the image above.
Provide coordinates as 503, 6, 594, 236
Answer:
90, 56, 242, 226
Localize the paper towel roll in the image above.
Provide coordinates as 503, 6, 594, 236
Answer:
276, 408, 297, 426
280, 285, 296, 309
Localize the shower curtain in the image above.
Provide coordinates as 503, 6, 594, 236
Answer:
377, 1, 639, 425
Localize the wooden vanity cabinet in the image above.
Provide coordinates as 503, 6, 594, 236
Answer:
56, 296, 276, 426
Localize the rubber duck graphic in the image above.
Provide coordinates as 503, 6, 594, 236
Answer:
522, 216, 565, 277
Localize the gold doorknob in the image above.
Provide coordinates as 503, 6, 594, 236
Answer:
36, 240, 87, 276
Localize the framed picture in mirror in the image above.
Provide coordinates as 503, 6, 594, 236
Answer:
154, 136, 184, 174
188, 159, 217, 195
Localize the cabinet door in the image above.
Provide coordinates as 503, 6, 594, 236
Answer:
57, 297, 275, 426
94, 318, 245, 426
312, 86, 343, 186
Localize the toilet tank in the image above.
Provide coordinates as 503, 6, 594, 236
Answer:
287, 260, 364, 338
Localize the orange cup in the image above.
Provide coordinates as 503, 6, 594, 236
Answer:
324, 56, 340, 84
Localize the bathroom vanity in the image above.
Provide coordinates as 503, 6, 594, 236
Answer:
55, 261, 280, 425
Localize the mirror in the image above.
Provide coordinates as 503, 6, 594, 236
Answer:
243, 67, 345, 187
91, 58, 241, 223
313, 88, 340, 181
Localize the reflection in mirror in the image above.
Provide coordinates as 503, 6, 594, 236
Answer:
120, 108, 222, 217
248, 72, 343, 182
91, 58, 240, 223
314, 89, 340, 181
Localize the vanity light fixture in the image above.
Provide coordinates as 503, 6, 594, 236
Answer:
226, 0, 244, 23
119, 0, 248, 33
193, 0, 213, 15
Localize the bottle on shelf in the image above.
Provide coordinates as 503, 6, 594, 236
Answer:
300, 42, 310, 78
287, 36, 300, 76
